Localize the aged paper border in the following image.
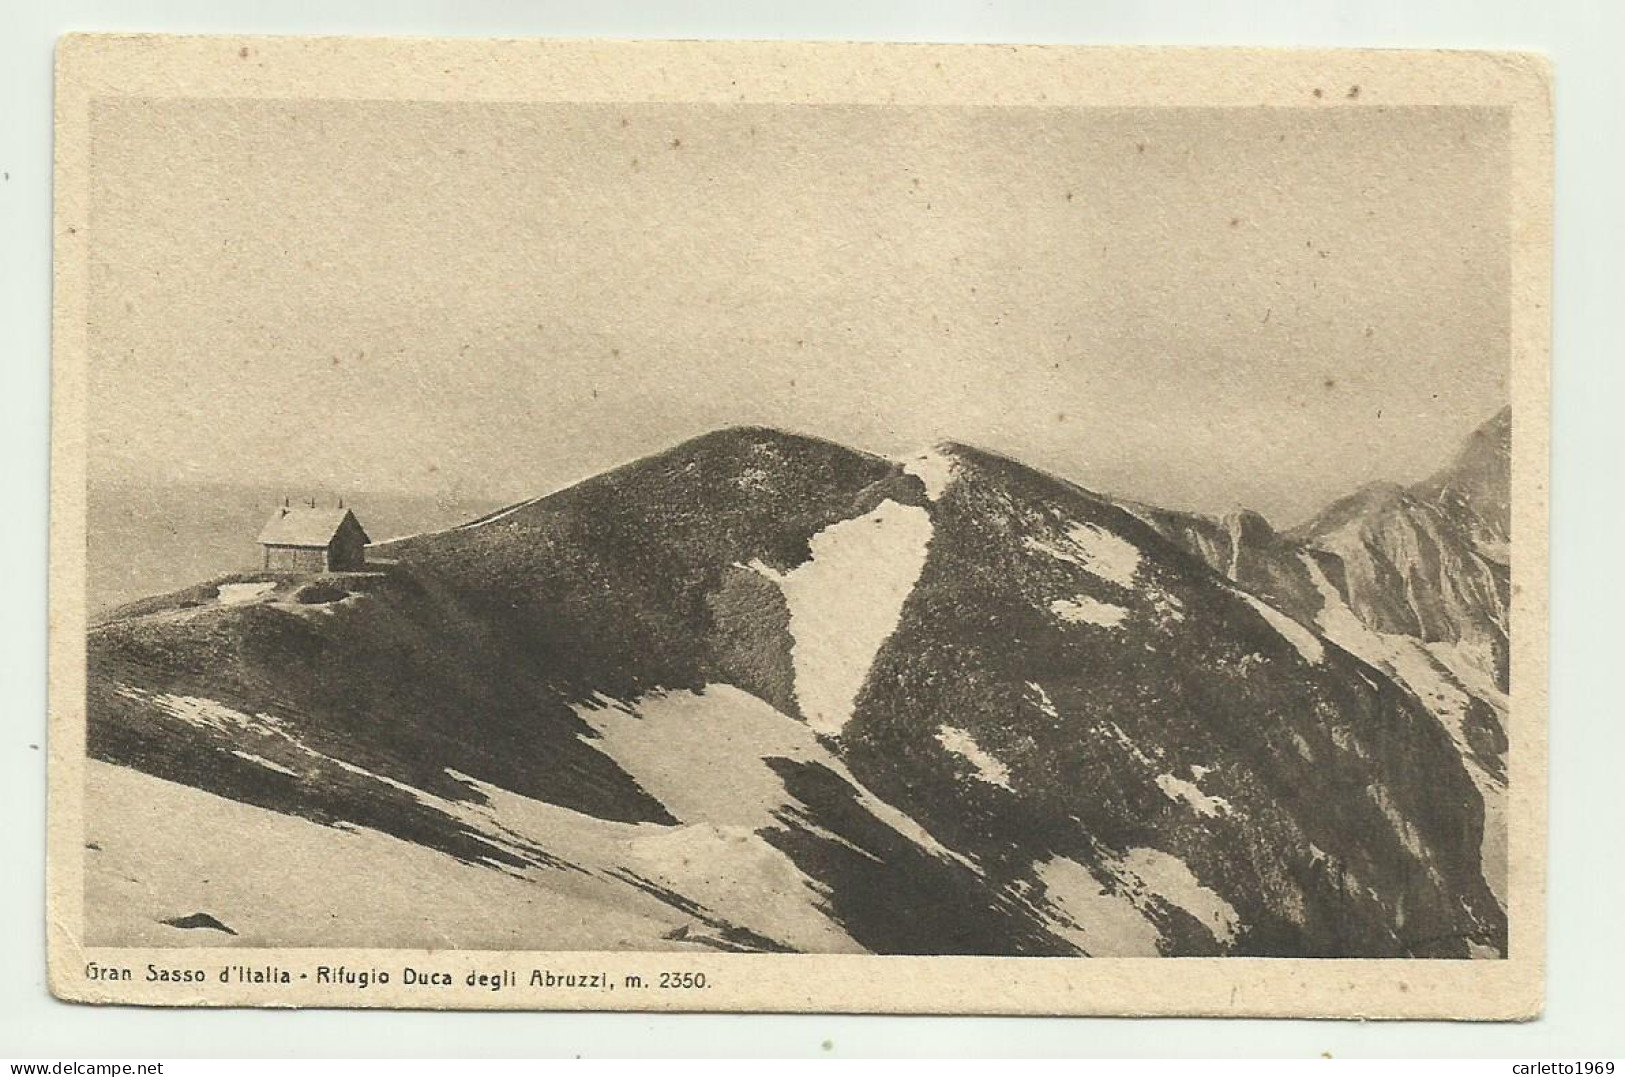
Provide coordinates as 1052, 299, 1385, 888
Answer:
46, 35, 1552, 1018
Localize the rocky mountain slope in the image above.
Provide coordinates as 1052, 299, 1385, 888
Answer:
85, 414, 1512, 958
1118, 408, 1512, 907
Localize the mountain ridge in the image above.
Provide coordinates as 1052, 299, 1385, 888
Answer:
84, 411, 1512, 957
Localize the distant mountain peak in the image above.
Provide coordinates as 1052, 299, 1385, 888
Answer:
1389, 406, 1511, 572
1289, 481, 1410, 542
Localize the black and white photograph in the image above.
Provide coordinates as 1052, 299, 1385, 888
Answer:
44, 36, 1553, 1018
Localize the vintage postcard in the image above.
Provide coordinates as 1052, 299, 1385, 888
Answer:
48, 37, 1551, 1017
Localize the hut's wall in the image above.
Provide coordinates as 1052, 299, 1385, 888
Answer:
264, 545, 329, 573
328, 530, 367, 571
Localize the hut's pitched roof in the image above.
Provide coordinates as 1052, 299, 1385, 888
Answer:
258, 507, 370, 548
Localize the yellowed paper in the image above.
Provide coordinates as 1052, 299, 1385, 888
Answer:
49, 35, 1551, 1017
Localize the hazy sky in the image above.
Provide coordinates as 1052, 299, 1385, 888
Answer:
88, 100, 1509, 525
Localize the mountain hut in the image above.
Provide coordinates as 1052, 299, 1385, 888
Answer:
257, 505, 371, 572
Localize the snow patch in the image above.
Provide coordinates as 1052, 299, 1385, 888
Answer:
1235, 591, 1324, 664
117, 688, 495, 836
217, 582, 274, 605
1154, 773, 1233, 818
229, 750, 298, 777
1427, 640, 1509, 713
1102, 722, 1159, 768
622, 824, 863, 954
751, 500, 932, 737
328, 757, 447, 804
900, 446, 959, 501
119, 688, 289, 740
1027, 682, 1059, 720
1117, 847, 1240, 947
437, 768, 643, 864
455, 496, 543, 531
1034, 856, 1161, 957
1389, 646, 1480, 736
1023, 521, 1141, 588
574, 685, 978, 874
935, 726, 1014, 790
1049, 596, 1129, 628
1037, 846, 1240, 954
1149, 588, 1187, 624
